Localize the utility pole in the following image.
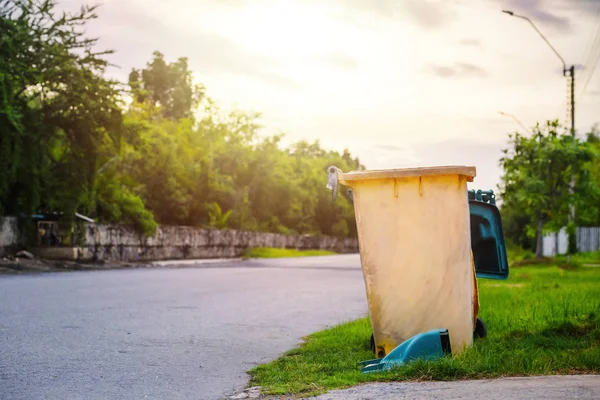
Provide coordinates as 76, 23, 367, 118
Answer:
570, 65, 575, 136
502, 10, 575, 137
502, 10, 577, 254
569, 64, 576, 254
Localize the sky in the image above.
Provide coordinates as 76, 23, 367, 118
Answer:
56, 0, 600, 192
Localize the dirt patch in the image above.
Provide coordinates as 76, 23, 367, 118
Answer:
511, 257, 554, 267
558, 263, 579, 270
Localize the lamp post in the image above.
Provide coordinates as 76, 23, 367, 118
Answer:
502, 10, 577, 255
501, 10, 575, 136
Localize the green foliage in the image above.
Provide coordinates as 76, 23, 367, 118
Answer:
0, 0, 362, 239
249, 262, 600, 396
500, 204, 535, 251
505, 239, 535, 265
116, 91, 362, 236
577, 126, 600, 226
95, 172, 158, 236
207, 202, 232, 229
241, 247, 336, 259
129, 51, 204, 121
498, 120, 598, 255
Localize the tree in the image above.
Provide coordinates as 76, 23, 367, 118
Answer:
1, 0, 365, 240
0, 0, 158, 237
575, 126, 600, 227
498, 120, 596, 257
1, 1, 106, 214
129, 51, 204, 121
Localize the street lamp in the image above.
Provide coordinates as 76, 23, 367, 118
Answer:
502, 10, 575, 137
502, 9, 577, 255
498, 111, 531, 135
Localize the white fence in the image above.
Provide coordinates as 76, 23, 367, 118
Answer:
577, 227, 600, 253
542, 226, 600, 256
542, 227, 568, 257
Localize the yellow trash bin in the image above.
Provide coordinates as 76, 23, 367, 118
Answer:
332, 165, 477, 357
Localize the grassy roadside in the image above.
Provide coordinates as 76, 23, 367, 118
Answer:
241, 247, 336, 259
248, 253, 600, 397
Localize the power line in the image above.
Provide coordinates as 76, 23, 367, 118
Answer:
580, 3, 600, 95
581, 44, 600, 95
581, 2, 600, 67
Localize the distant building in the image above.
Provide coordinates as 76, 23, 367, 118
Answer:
31, 211, 94, 247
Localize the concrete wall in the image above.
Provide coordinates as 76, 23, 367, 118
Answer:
81, 223, 358, 262
0, 217, 20, 257
31, 246, 81, 261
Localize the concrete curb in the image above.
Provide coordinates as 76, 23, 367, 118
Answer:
308, 375, 600, 399
151, 258, 242, 266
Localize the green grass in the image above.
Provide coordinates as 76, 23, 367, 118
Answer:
557, 250, 600, 266
241, 247, 336, 259
506, 239, 536, 264
249, 256, 600, 397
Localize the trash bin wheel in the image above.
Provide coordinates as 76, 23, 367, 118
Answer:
474, 317, 487, 339
370, 333, 375, 353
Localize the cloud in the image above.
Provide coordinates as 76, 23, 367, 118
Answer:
372, 144, 406, 152
560, 0, 600, 16
316, 53, 359, 70
422, 62, 488, 78
248, 71, 300, 89
358, 145, 420, 168
501, 0, 571, 32
334, 0, 458, 29
402, 0, 457, 28
69, 1, 298, 88
459, 38, 481, 46
359, 139, 506, 193
498, 0, 600, 30
410, 139, 506, 192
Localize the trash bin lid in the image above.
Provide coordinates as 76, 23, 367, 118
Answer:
339, 165, 476, 183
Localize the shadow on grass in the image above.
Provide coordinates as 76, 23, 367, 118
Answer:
502, 318, 599, 352
511, 257, 555, 267
541, 319, 597, 338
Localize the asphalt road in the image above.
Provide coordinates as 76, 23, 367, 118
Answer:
0, 255, 368, 400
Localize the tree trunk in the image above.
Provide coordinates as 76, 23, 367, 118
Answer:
535, 219, 544, 258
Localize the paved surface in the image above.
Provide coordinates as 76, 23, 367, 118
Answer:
311, 375, 600, 399
0, 255, 368, 400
